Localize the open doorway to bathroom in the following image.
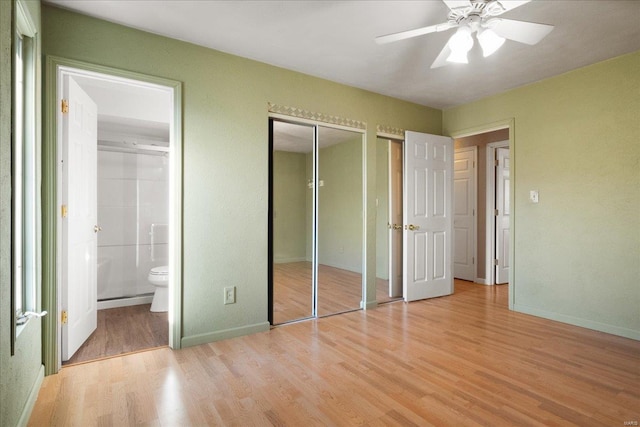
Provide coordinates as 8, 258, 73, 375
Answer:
53, 65, 179, 366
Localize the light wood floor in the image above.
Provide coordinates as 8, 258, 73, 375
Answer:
273, 262, 400, 324
30, 281, 639, 426
63, 304, 168, 365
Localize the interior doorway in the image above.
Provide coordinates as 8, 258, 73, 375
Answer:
452, 127, 511, 286
376, 137, 403, 304
45, 59, 183, 371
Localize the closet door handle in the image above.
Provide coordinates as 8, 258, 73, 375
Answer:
94, 225, 102, 233
405, 224, 420, 231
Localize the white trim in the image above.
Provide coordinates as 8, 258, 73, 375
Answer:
15, 0, 37, 38
181, 322, 271, 348
97, 295, 154, 310
17, 365, 44, 427
376, 124, 404, 139
474, 277, 489, 285
486, 140, 509, 287
377, 131, 404, 141
514, 303, 640, 341
52, 60, 183, 371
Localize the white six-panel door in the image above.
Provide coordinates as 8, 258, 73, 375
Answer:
495, 147, 510, 284
403, 131, 453, 302
61, 76, 98, 361
453, 147, 477, 281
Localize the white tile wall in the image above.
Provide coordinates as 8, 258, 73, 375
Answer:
97, 150, 169, 301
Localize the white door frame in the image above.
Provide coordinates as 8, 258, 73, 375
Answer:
449, 119, 514, 309
486, 140, 509, 286
44, 56, 183, 373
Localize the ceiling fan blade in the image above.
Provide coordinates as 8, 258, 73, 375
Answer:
495, 1, 532, 13
430, 44, 453, 69
492, 18, 554, 45
442, 0, 471, 10
375, 22, 455, 44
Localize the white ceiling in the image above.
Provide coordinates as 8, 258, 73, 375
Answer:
73, 74, 171, 146
46, 0, 640, 109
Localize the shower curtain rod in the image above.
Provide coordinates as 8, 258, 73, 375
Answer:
98, 139, 170, 154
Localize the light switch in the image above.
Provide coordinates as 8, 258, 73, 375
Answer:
529, 190, 539, 203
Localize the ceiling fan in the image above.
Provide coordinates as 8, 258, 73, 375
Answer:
375, 0, 554, 68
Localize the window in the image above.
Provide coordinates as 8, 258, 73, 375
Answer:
12, 0, 38, 338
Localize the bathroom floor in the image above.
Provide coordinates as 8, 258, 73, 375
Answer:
63, 304, 168, 366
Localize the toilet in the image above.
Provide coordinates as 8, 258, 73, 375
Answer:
148, 266, 169, 312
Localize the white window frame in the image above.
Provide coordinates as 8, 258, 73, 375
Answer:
12, 0, 38, 340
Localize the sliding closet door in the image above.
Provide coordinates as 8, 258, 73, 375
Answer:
316, 126, 363, 316
271, 121, 315, 324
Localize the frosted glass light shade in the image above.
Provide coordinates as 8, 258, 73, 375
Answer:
447, 25, 473, 63
446, 50, 469, 64
477, 28, 506, 57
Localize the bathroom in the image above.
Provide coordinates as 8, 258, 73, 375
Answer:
62, 73, 173, 364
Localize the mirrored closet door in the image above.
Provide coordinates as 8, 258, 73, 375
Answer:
270, 119, 364, 324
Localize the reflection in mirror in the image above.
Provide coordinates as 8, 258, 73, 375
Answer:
316, 126, 363, 316
272, 121, 314, 324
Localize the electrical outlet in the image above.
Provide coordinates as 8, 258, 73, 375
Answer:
224, 286, 236, 304
529, 190, 539, 203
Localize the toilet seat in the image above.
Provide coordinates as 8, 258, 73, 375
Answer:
149, 266, 169, 276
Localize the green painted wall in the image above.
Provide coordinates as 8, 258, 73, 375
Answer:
444, 51, 640, 339
1, 1, 44, 426
317, 137, 363, 273
42, 5, 442, 344
273, 151, 307, 263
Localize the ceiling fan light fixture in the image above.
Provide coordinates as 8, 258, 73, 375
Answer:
477, 27, 506, 57
446, 25, 473, 63
446, 49, 470, 64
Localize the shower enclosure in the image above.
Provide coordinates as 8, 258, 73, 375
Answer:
96, 140, 169, 308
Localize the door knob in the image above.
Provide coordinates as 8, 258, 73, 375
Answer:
94, 225, 102, 233
405, 224, 420, 231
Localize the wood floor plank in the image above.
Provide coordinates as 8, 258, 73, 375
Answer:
30, 281, 640, 426
63, 304, 168, 365
273, 262, 400, 324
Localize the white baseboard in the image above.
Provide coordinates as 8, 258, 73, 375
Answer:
181, 321, 271, 348
17, 365, 44, 427
474, 278, 490, 285
97, 295, 153, 310
513, 303, 640, 341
